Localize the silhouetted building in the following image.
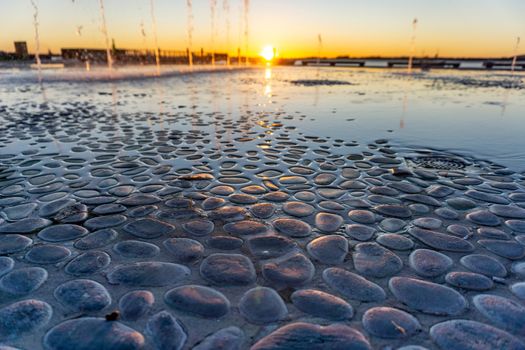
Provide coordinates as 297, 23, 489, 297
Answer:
14, 41, 28, 58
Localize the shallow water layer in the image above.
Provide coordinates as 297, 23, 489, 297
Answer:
0, 66, 524, 349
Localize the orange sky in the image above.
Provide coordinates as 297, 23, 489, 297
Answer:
1, 0, 524, 58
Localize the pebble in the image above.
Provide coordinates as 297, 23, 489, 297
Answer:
376, 234, 414, 250
445, 271, 494, 291
65, 251, 111, 276
182, 219, 214, 236
114, 240, 160, 258
0, 217, 52, 234
466, 210, 501, 226
353, 242, 403, 278
239, 287, 287, 324
193, 326, 244, 350
408, 227, 474, 252
44, 317, 145, 350
251, 322, 371, 350
460, 254, 507, 277
323, 267, 386, 302
348, 210, 376, 224
163, 238, 204, 263
250, 203, 276, 219
119, 290, 154, 321
200, 254, 256, 286
283, 201, 315, 217
0, 267, 47, 295
389, 277, 467, 315
38, 224, 88, 242
315, 212, 343, 232
262, 252, 315, 287
247, 235, 297, 259
379, 218, 406, 232
25, 244, 71, 264
306, 235, 348, 264
0, 234, 32, 254
362, 307, 421, 338
273, 218, 312, 237
54, 279, 111, 312
291, 289, 353, 320
474, 294, 525, 334
123, 218, 173, 239
74, 228, 118, 249
84, 214, 127, 230
0, 257, 14, 276
224, 220, 268, 236
478, 239, 525, 259
430, 319, 525, 350
107, 262, 190, 287
345, 224, 376, 241
145, 311, 187, 350
374, 204, 412, 218
165, 285, 230, 318
0, 300, 52, 340
409, 249, 453, 277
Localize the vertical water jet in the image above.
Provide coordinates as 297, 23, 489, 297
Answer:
98, 0, 113, 72
150, 0, 161, 76
408, 18, 417, 74
186, 0, 194, 66
243, 0, 250, 65
30, 0, 42, 82
511, 37, 521, 73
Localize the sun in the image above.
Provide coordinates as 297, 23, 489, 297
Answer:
260, 45, 275, 61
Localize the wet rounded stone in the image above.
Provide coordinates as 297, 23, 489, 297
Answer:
2, 203, 37, 221
435, 207, 460, 220
413, 217, 443, 229
38, 224, 88, 242
291, 289, 353, 320
376, 234, 414, 250
353, 242, 403, 278
163, 238, 204, 263
374, 204, 412, 218
0, 299, 52, 340
0, 234, 32, 254
0, 217, 52, 234
44, 317, 145, 350
348, 210, 376, 224
466, 210, 501, 226
511, 282, 525, 300
54, 279, 111, 312
92, 203, 126, 216
262, 253, 315, 287
247, 235, 297, 259
345, 224, 376, 241
146, 311, 187, 350
306, 235, 348, 264
445, 272, 494, 291
182, 219, 214, 236
119, 290, 155, 321
224, 220, 268, 236
193, 326, 244, 350
389, 277, 467, 316
202, 197, 226, 210
119, 193, 160, 206
282, 201, 315, 217
251, 322, 371, 350
315, 212, 343, 232
74, 228, 118, 250
446, 197, 477, 210
408, 227, 474, 252
250, 203, 276, 219
207, 236, 244, 250
478, 239, 525, 259
362, 307, 421, 339
0, 267, 47, 295
65, 251, 111, 276
0, 257, 14, 276
200, 254, 256, 286
25, 244, 71, 264
211, 206, 247, 222
489, 204, 525, 219
165, 285, 230, 318
84, 215, 127, 230
323, 267, 386, 302
506, 220, 525, 233
460, 254, 507, 277
409, 249, 453, 277
107, 262, 190, 287
239, 287, 287, 324
474, 294, 525, 334
123, 218, 173, 239
273, 218, 312, 237
379, 218, 406, 232
210, 185, 235, 196
114, 240, 160, 258
430, 319, 525, 350
295, 191, 316, 202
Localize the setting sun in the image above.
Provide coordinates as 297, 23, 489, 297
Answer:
260, 45, 275, 61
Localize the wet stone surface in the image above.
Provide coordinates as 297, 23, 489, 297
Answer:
1, 92, 525, 350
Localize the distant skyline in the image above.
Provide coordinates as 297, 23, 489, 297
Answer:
1, 0, 524, 58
